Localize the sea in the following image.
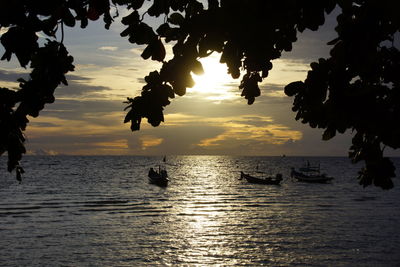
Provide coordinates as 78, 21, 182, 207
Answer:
0, 155, 399, 266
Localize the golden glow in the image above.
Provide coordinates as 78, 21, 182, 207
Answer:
26, 149, 59, 156
92, 139, 128, 149
189, 55, 237, 101
165, 113, 302, 148
28, 113, 124, 137
197, 117, 302, 147
140, 135, 163, 150
266, 59, 308, 85
164, 113, 201, 126
98, 46, 118, 51
164, 113, 302, 146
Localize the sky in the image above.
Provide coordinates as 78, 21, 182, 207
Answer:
1, 7, 398, 157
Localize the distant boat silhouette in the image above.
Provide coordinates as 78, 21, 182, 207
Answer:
290, 162, 333, 183
148, 166, 169, 187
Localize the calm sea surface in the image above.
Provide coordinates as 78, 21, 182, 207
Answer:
0, 156, 399, 266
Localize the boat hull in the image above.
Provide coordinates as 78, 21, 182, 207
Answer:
148, 169, 169, 187
148, 174, 169, 187
240, 172, 282, 185
291, 170, 333, 183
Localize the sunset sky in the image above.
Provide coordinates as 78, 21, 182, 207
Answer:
1, 9, 398, 157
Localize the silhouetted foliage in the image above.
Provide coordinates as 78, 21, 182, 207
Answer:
0, 0, 399, 189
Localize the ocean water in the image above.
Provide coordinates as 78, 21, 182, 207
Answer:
0, 155, 399, 266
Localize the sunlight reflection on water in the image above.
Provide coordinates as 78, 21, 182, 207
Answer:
0, 155, 399, 266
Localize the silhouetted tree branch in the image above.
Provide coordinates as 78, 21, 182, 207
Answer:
0, 0, 399, 189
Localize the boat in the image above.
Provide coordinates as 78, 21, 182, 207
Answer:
290, 163, 334, 183
240, 171, 283, 185
298, 161, 320, 173
148, 166, 169, 187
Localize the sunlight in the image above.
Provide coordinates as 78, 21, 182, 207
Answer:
189, 54, 237, 101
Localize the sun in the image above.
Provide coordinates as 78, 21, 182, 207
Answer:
188, 54, 238, 101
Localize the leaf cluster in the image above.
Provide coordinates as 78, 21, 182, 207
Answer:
284, 1, 400, 189
1, 0, 399, 189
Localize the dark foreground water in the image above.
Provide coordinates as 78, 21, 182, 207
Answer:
0, 156, 399, 266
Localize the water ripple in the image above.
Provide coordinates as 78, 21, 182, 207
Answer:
0, 155, 399, 266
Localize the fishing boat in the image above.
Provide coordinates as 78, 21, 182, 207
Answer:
290, 162, 333, 183
298, 161, 323, 172
240, 171, 283, 185
148, 166, 169, 187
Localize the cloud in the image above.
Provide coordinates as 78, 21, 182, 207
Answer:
278, 126, 353, 156
129, 48, 142, 56
27, 134, 131, 155
259, 82, 290, 99
30, 122, 59, 128
160, 113, 303, 154
197, 116, 302, 149
56, 80, 112, 98
140, 136, 164, 150
38, 98, 125, 122
91, 139, 128, 149
26, 149, 59, 156
136, 77, 145, 84
66, 74, 91, 81
26, 114, 132, 155
0, 69, 29, 83
98, 46, 119, 51
126, 124, 225, 155
0, 69, 106, 98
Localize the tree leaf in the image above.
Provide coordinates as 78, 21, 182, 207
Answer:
168, 12, 185, 25
151, 39, 166, 62
322, 128, 336, 141
191, 60, 204, 75
284, 81, 304, 96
